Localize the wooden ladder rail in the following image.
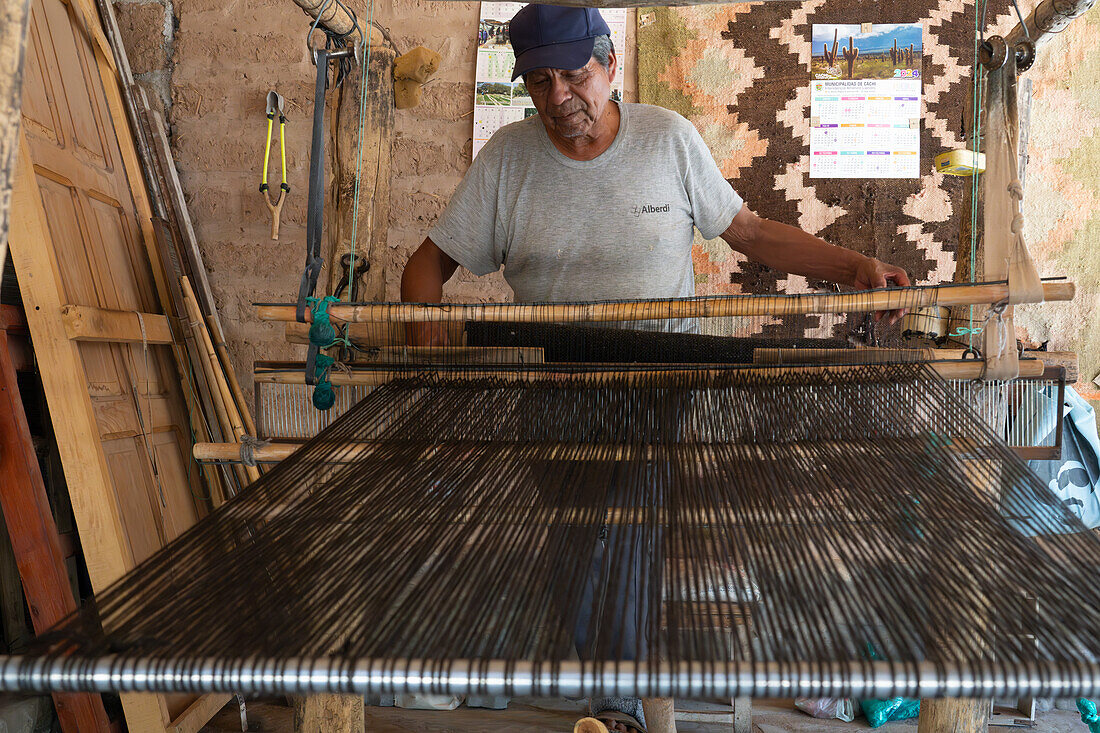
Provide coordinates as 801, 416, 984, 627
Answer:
0, 305, 113, 733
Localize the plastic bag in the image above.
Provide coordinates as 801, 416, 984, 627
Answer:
860, 697, 920, 728
795, 697, 855, 721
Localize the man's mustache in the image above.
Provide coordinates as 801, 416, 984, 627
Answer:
549, 104, 587, 118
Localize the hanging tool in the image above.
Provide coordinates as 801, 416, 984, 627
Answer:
260, 91, 290, 240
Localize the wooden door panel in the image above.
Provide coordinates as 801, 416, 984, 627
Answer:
40, 0, 110, 170
152, 431, 200, 539
33, 173, 102, 306
21, 14, 62, 145
102, 439, 166, 564
83, 195, 145, 311
91, 395, 139, 438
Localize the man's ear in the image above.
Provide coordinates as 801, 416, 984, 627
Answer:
606, 48, 617, 84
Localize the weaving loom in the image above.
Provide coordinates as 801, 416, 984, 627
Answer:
5, 282, 1100, 706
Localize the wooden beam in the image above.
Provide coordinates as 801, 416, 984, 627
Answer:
193, 435, 992, 467
292, 694, 363, 733
0, 0, 32, 251
1004, 0, 1097, 49
918, 698, 988, 732
0, 309, 112, 732
755, 346, 1077, 381
166, 693, 233, 733
256, 282, 1076, 325
251, 359, 1046, 387
326, 45, 394, 302
61, 304, 174, 344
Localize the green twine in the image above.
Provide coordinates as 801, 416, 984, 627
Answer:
312, 353, 336, 410
959, 0, 987, 348
1079, 699, 1100, 733
346, 0, 378, 301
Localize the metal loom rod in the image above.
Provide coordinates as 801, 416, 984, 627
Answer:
250, 359, 1046, 386
254, 282, 1074, 325
1, 655, 1098, 699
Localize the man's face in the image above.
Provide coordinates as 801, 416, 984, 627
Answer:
525, 52, 617, 139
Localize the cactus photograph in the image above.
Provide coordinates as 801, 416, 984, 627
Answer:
811, 23, 923, 80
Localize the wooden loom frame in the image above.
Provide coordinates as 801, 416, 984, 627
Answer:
0, 0, 1093, 731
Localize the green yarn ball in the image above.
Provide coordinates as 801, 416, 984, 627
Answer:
309, 320, 337, 347
312, 381, 336, 410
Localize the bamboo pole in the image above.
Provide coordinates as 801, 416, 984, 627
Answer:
255, 282, 1074, 326
181, 278, 257, 487
252, 359, 1044, 387
206, 316, 257, 437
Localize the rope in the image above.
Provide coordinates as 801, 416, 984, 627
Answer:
345, 0, 378, 302
239, 435, 271, 468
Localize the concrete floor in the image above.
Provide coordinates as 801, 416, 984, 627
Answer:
202, 697, 1093, 731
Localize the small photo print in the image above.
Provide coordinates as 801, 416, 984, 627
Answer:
811, 23, 923, 80
476, 81, 514, 106
478, 19, 510, 49
511, 81, 532, 107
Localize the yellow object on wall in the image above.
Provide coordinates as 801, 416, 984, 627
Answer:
935, 149, 986, 176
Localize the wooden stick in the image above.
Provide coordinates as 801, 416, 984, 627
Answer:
193, 436, 989, 465
252, 359, 1045, 386
284, 320, 465, 348
256, 282, 1074, 325
181, 278, 257, 486
206, 316, 257, 438
283, 333, 545, 364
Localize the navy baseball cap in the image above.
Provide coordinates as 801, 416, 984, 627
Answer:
509, 5, 611, 81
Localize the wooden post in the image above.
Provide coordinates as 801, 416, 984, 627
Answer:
0, 0, 32, 249
326, 43, 395, 303
0, 307, 112, 732
918, 699, 989, 732
293, 694, 364, 733
642, 698, 677, 733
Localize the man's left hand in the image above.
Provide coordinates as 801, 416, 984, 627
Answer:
851, 258, 911, 326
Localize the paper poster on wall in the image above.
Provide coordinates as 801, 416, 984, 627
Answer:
473, 2, 628, 159
809, 23, 923, 179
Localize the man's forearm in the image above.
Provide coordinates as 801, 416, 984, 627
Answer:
727, 217, 869, 287
401, 238, 458, 303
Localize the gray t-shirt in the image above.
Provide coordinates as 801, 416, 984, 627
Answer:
429, 102, 743, 304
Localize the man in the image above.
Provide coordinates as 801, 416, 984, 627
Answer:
401, 5, 910, 729
401, 6, 909, 325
